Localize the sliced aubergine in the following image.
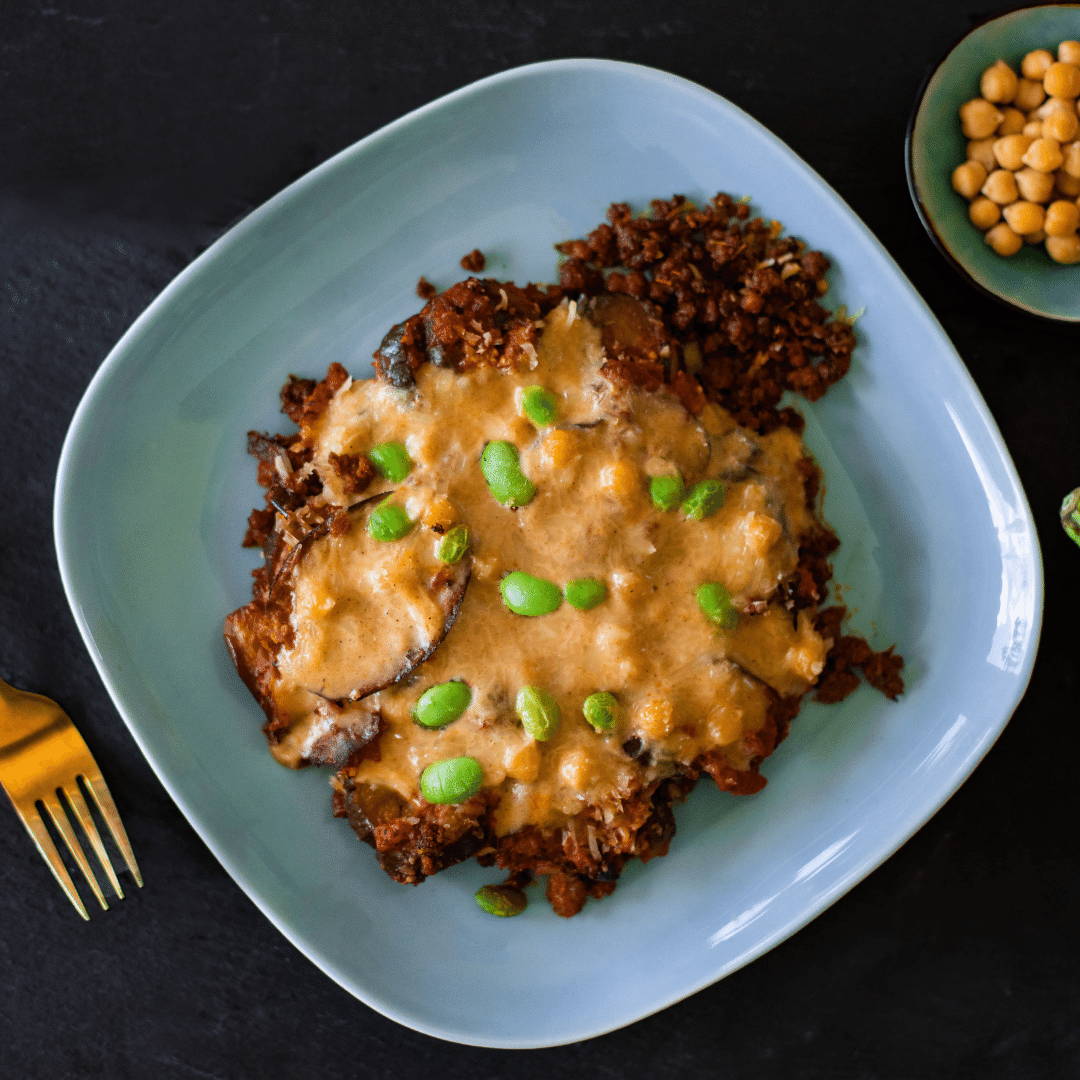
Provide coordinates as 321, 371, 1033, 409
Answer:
224, 496, 471, 768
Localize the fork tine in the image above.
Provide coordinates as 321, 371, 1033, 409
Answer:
17, 807, 90, 920
83, 774, 142, 888
42, 798, 108, 911
62, 785, 124, 900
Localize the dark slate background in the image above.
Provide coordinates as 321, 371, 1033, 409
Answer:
2, 2, 1077, 1077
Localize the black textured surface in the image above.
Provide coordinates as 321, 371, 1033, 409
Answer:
2, 3, 1078, 1077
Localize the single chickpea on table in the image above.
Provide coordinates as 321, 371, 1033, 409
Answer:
952, 41, 1080, 263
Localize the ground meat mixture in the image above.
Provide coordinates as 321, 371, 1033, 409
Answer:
327, 451, 376, 496
555, 194, 856, 433
459, 247, 486, 272
814, 606, 905, 703
229, 193, 904, 918
372, 277, 563, 389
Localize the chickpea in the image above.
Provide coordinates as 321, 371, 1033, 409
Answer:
1022, 120, 1044, 138
1022, 136, 1064, 172
995, 107, 1024, 135
1044, 61, 1080, 99
980, 59, 1019, 103
1015, 166, 1056, 202
539, 427, 577, 469
1059, 41, 1080, 66
1021, 48, 1054, 81
558, 750, 593, 792
1003, 200, 1046, 235
1034, 96, 1062, 119
1025, 229, 1047, 245
959, 98, 1003, 138
993, 133, 1033, 169
599, 459, 638, 501
968, 196, 1001, 229
951, 160, 987, 198
1044, 104, 1080, 142
505, 741, 540, 783
1056, 169, 1080, 196
1039, 95, 1076, 118
1044, 198, 1080, 236
637, 697, 675, 739
706, 704, 744, 746
1046, 233, 1080, 262
985, 222, 1023, 256
1014, 77, 1046, 111
421, 495, 456, 531
967, 137, 997, 169
981, 168, 1020, 204
1061, 140, 1080, 178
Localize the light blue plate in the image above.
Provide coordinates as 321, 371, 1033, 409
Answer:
907, 4, 1080, 321
54, 60, 1042, 1048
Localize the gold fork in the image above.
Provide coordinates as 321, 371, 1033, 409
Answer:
0, 678, 142, 919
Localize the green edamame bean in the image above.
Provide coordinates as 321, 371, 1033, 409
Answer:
474, 883, 527, 917
515, 686, 560, 741
682, 479, 726, 520
582, 691, 619, 733
436, 524, 470, 564
649, 474, 685, 511
520, 385, 558, 426
367, 498, 414, 542
696, 581, 739, 629
564, 577, 607, 610
419, 756, 484, 804
499, 571, 562, 616
480, 441, 536, 507
367, 441, 412, 482
413, 680, 472, 729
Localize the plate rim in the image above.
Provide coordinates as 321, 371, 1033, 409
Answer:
53, 57, 1045, 1048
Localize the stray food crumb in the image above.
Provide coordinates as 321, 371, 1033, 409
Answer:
460, 248, 486, 272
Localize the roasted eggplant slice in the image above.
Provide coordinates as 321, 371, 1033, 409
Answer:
301, 700, 382, 768
336, 773, 491, 884
373, 317, 426, 388
225, 499, 471, 767
322, 559, 471, 707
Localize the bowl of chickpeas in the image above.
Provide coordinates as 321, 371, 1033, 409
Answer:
907, 5, 1080, 321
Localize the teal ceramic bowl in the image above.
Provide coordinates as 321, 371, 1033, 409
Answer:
907, 4, 1080, 321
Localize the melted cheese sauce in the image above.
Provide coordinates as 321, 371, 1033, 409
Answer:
277, 302, 828, 834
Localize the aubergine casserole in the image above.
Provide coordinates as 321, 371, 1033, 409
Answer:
225, 194, 903, 919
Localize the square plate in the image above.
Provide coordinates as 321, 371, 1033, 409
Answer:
55, 60, 1042, 1048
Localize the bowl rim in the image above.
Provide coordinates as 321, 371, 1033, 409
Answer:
905, 2, 1080, 324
